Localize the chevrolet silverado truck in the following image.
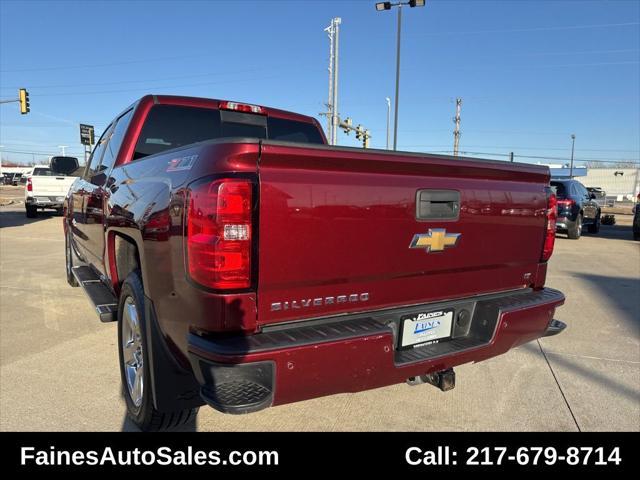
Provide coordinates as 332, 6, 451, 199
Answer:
63, 95, 566, 431
26, 157, 80, 217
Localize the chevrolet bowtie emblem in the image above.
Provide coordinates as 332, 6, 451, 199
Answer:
409, 228, 461, 253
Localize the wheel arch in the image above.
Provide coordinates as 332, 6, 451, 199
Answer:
107, 229, 147, 297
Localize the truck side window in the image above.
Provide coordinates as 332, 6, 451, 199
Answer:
267, 117, 324, 144
99, 109, 133, 174
85, 124, 113, 180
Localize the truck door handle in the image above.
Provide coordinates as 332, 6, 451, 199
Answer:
416, 190, 460, 220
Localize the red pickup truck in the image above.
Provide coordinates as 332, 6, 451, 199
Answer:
64, 95, 565, 431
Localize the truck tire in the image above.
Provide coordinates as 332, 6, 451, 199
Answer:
118, 270, 198, 431
567, 214, 582, 240
587, 214, 600, 234
25, 205, 37, 218
65, 232, 79, 287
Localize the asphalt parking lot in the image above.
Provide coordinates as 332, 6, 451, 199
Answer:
1, 185, 638, 432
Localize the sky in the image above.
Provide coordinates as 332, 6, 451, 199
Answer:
0, 0, 639, 167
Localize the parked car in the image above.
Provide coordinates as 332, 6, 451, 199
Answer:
64, 95, 565, 431
25, 157, 80, 218
550, 178, 601, 239
3, 172, 22, 185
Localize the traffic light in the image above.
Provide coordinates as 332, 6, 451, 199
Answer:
355, 125, 363, 141
19, 88, 30, 114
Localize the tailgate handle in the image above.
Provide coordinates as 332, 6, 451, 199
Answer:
416, 190, 460, 220
56, 177, 65, 180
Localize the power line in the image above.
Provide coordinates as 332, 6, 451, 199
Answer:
0, 64, 316, 91
3, 22, 635, 74
436, 150, 640, 164
5, 72, 314, 98
514, 48, 639, 58
0, 52, 218, 74
402, 144, 640, 153
411, 21, 640, 37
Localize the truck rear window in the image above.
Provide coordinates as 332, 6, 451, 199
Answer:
133, 105, 324, 160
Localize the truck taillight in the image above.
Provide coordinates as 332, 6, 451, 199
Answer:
541, 192, 557, 262
27, 177, 32, 192
218, 101, 265, 115
186, 178, 253, 290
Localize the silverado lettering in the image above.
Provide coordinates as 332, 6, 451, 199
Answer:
271, 293, 370, 311
63, 95, 566, 431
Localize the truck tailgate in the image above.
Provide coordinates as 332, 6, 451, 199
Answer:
30, 176, 76, 195
257, 142, 550, 326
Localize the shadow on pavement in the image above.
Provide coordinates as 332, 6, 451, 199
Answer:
555, 223, 634, 242
523, 342, 638, 403
0, 208, 59, 228
572, 272, 640, 328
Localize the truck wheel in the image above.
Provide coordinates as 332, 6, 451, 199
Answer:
118, 270, 198, 431
567, 214, 582, 240
588, 214, 600, 234
25, 205, 37, 218
65, 232, 79, 287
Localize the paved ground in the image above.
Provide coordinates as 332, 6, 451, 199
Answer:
1, 186, 638, 431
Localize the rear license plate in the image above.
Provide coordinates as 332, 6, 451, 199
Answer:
36, 197, 50, 203
399, 309, 454, 349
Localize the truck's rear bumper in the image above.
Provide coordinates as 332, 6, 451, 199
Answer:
25, 195, 65, 208
188, 287, 565, 414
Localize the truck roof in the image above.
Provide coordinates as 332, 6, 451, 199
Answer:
139, 94, 320, 127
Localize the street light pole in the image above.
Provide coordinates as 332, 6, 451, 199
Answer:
393, 5, 402, 150
385, 97, 391, 150
569, 134, 576, 178
376, 1, 426, 151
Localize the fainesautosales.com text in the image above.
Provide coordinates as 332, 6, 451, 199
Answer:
20, 446, 279, 467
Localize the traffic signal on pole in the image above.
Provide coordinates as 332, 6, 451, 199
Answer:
19, 88, 30, 114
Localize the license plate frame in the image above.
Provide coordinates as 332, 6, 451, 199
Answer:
398, 308, 454, 349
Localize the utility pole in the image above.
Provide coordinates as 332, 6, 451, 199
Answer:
393, 4, 402, 150
323, 20, 335, 143
375, 1, 426, 150
321, 18, 341, 145
569, 134, 576, 178
385, 97, 391, 150
331, 18, 341, 146
58, 145, 68, 156
453, 97, 462, 156
509, 151, 514, 162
